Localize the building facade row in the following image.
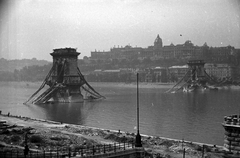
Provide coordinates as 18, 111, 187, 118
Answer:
91, 35, 238, 62
85, 63, 239, 83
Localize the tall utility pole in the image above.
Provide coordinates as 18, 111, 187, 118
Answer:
135, 73, 142, 147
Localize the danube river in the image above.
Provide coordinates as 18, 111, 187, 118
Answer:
1, 82, 240, 146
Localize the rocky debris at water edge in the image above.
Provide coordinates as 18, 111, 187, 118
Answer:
0, 113, 229, 157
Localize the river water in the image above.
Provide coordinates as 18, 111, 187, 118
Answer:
0, 82, 240, 146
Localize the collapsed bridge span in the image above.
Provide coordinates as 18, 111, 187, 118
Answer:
24, 48, 105, 104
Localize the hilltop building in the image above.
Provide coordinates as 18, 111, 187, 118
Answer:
90, 35, 237, 63
88, 35, 240, 82
91, 34, 163, 61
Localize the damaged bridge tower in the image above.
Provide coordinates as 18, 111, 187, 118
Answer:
48, 48, 84, 102
187, 60, 206, 82
25, 48, 105, 104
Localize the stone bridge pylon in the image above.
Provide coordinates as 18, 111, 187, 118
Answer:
24, 48, 105, 104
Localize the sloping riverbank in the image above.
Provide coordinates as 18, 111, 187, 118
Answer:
0, 113, 228, 157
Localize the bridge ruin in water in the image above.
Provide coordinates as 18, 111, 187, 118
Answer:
25, 48, 105, 104
166, 60, 219, 93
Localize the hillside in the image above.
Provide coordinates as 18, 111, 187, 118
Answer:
0, 58, 50, 72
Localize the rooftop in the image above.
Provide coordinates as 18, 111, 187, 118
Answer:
51, 48, 80, 57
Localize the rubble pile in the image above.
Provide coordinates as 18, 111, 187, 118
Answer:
0, 121, 99, 152
0, 114, 228, 157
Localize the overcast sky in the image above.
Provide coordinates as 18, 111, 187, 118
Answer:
0, 0, 240, 61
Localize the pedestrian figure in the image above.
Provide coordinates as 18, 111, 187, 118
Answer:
83, 140, 87, 145
7, 112, 10, 117
24, 144, 29, 157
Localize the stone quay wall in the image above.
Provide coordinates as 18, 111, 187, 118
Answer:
223, 115, 240, 155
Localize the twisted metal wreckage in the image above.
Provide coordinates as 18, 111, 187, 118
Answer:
166, 60, 220, 93
24, 48, 105, 104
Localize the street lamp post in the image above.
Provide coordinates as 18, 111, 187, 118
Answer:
135, 73, 142, 147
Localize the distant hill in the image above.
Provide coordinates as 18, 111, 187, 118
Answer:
0, 58, 51, 72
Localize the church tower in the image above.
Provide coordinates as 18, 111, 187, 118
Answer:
154, 34, 163, 49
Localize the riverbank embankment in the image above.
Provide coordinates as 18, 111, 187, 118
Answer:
3, 81, 240, 91
90, 82, 175, 89
0, 113, 228, 158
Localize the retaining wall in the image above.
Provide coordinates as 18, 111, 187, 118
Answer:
223, 115, 240, 157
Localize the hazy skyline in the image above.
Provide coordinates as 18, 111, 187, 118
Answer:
1, 0, 240, 61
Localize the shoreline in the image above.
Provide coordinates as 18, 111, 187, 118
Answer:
0, 113, 228, 157
2, 81, 240, 90
0, 113, 222, 148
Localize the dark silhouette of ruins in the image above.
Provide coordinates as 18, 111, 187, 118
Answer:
25, 48, 105, 104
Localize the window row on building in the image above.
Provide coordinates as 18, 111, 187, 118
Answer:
90, 35, 238, 62
85, 63, 240, 83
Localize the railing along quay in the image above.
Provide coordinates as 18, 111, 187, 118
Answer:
0, 142, 135, 158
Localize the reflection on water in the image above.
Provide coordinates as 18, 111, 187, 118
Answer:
33, 101, 99, 125
1, 82, 240, 146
